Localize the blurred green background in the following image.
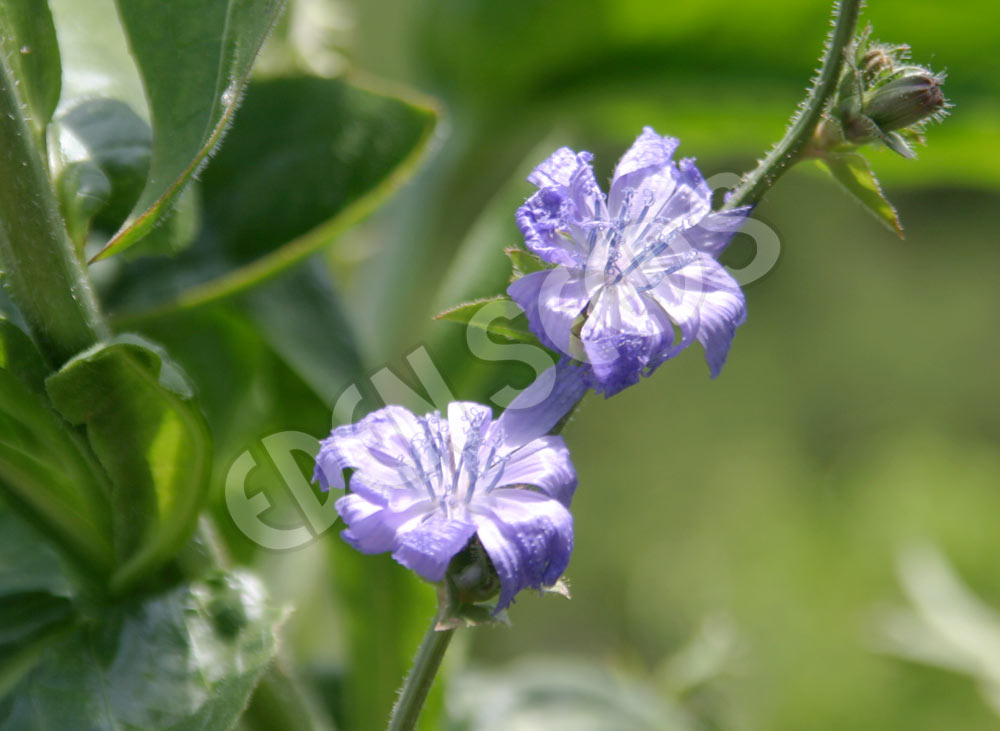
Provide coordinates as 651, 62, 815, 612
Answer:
297, 0, 1000, 728
104, 0, 998, 727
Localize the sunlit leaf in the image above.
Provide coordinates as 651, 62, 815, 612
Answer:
816, 152, 903, 237
0, 0, 61, 138
90, 0, 286, 261
45, 335, 212, 594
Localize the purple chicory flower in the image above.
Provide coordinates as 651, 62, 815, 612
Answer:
314, 364, 586, 611
508, 127, 750, 397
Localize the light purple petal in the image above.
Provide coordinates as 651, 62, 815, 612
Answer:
579, 283, 666, 396
647, 254, 746, 377
508, 268, 589, 356
527, 146, 581, 188
516, 189, 583, 267
608, 127, 681, 215
473, 489, 573, 611
336, 493, 431, 555
392, 514, 478, 582
676, 207, 751, 258
492, 435, 576, 506
313, 405, 424, 491
494, 360, 588, 449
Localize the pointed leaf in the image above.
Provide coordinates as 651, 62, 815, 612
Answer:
1, 572, 282, 730
45, 335, 212, 594
817, 153, 904, 238
108, 76, 437, 319
435, 296, 543, 346
0, 0, 61, 137
91, 0, 286, 261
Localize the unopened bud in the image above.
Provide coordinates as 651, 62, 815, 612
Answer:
861, 47, 896, 82
865, 72, 946, 133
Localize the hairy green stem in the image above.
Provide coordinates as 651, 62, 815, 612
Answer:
723, 0, 863, 210
387, 614, 455, 731
0, 56, 108, 366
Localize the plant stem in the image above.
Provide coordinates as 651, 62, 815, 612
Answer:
0, 55, 108, 366
723, 0, 863, 211
387, 613, 455, 731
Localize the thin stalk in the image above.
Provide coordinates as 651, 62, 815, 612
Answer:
723, 0, 863, 211
0, 55, 108, 366
387, 614, 455, 731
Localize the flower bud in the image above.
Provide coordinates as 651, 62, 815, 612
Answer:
864, 72, 946, 133
861, 47, 896, 82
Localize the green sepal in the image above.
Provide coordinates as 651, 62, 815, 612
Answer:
44, 335, 212, 594
815, 153, 903, 238
435, 295, 543, 346
505, 246, 552, 279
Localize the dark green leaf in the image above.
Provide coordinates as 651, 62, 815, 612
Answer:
45, 335, 212, 594
0, 317, 48, 393
0, 572, 282, 730
0, 503, 76, 696
0, 370, 114, 575
816, 153, 903, 237
0, 0, 61, 137
435, 296, 542, 346
91, 0, 286, 261
106, 75, 437, 320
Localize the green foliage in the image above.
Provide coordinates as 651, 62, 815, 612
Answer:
816, 153, 903, 237
0, 323, 114, 575
435, 296, 542, 346
45, 336, 212, 594
90, 0, 286, 260
0, 0, 61, 140
0, 504, 74, 697
106, 75, 437, 320
0, 571, 282, 731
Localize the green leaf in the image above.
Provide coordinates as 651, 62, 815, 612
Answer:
0, 0, 61, 138
435, 296, 543, 346
0, 503, 76, 696
816, 153, 903, 237
0, 571, 282, 730
90, 0, 286, 261
0, 368, 114, 575
0, 317, 48, 393
45, 0, 152, 249
107, 75, 437, 321
45, 335, 212, 594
